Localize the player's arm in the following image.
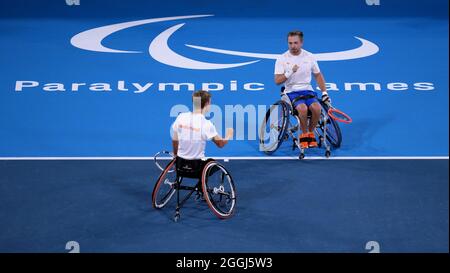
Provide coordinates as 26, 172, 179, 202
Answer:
172, 131, 179, 156
274, 57, 298, 85
275, 64, 298, 85
274, 74, 288, 85
212, 128, 234, 148
313, 72, 326, 92
313, 72, 330, 103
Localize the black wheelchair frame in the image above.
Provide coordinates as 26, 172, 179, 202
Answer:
152, 151, 237, 222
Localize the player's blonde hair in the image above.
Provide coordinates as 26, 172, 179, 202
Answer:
192, 90, 211, 109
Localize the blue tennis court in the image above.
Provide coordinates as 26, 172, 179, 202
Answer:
0, 0, 448, 253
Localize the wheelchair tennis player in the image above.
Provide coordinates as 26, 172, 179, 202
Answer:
152, 90, 236, 221
171, 90, 233, 161
274, 30, 332, 150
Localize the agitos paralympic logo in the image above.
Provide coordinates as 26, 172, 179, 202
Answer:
70, 14, 380, 70
14, 15, 435, 92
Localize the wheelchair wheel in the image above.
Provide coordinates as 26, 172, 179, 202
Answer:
201, 161, 236, 219
259, 100, 290, 154
317, 101, 342, 148
152, 158, 177, 209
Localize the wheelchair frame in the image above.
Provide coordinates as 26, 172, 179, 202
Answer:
260, 91, 342, 159
152, 151, 236, 222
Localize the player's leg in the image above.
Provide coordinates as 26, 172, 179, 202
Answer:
295, 103, 309, 149
307, 101, 321, 148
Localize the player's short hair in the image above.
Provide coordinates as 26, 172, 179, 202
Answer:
192, 90, 211, 109
287, 30, 304, 41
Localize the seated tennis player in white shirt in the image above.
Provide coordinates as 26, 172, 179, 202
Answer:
274, 30, 331, 149
171, 90, 233, 160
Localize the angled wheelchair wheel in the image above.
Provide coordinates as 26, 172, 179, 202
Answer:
152, 158, 177, 209
317, 101, 342, 148
259, 100, 290, 155
201, 161, 236, 219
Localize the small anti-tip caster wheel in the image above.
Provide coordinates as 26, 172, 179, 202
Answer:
325, 150, 331, 158
299, 153, 305, 160
174, 212, 180, 222
195, 192, 202, 202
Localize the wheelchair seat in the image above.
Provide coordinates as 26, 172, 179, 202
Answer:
153, 154, 236, 221
258, 86, 342, 158
280, 87, 316, 117
290, 95, 316, 117
175, 157, 213, 179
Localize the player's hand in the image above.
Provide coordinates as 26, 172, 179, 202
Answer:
284, 68, 293, 79
322, 92, 331, 104
284, 64, 298, 79
225, 128, 234, 139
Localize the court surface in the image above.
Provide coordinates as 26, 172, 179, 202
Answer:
0, 0, 448, 252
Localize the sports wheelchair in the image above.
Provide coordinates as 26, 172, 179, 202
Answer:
259, 88, 342, 159
152, 151, 237, 222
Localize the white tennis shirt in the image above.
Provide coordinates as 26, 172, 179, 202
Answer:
171, 112, 218, 159
274, 49, 321, 93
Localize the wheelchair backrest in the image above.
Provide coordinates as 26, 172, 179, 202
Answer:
175, 157, 204, 179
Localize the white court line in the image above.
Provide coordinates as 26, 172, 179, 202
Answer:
0, 156, 448, 160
